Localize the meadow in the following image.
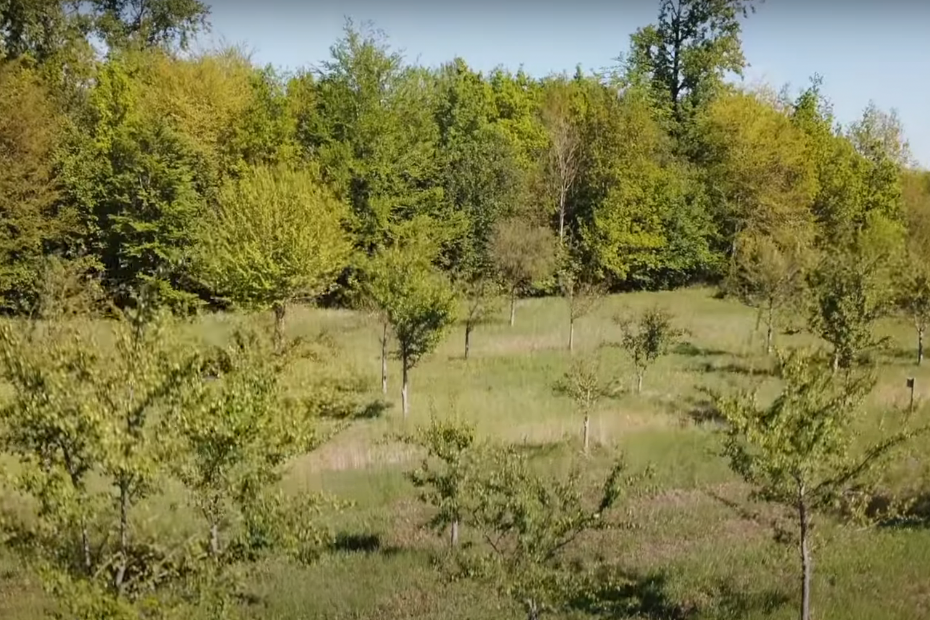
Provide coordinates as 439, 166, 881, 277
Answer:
3, 287, 927, 620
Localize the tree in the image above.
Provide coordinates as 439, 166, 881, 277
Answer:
460, 272, 501, 360
307, 20, 447, 256
624, 0, 755, 132
807, 222, 900, 371
713, 348, 923, 620
490, 216, 557, 327
0, 61, 69, 312
192, 163, 353, 349
897, 170, 930, 365
365, 242, 457, 417
459, 449, 644, 620
573, 82, 714, 288
615, 305, 684, 393
540, 79, 580, 243
176, 327, 325, 562
61, 56, 206, 310
554, 355, 610, 453
730, 231, 813, 354
88, 0, 210, 51
400, 413, 483, 546
558, 255, 604, 352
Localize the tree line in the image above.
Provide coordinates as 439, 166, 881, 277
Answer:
3, 0, 929, 331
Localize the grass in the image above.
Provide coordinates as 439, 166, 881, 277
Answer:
2, 286, 930, 619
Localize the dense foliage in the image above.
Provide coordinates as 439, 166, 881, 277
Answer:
1, 1, 926, 317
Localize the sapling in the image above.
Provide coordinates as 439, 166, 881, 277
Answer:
555, 356, 609, 453
713, 348, 925, 620
615, 305, 684, 393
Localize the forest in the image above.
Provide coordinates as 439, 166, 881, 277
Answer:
2, 0, 930, 619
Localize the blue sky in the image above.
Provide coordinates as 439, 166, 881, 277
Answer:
200, 0, 929, 168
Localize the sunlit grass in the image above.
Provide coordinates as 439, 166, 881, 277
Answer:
2, 286, 930, 619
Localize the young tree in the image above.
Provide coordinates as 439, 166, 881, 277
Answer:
554, 355, 609, 453
460, 273, 502, 360
490, 217, 557, 327
365, 244, 457, 417
615, 305, 684, 393
807, 234, 896, 371
175, 327, 318, 559
460, 449, 645, 620
558, 256, 605, 352
895, 263, 930, 366
192, 163, 353, 350
713, 349, 923, 620
400, 413, 483, 546
730, 232, 812, 354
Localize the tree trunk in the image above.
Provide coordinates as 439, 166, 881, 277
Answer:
381, 322, 388, 395
81, 519, 91, 574
636, 370, 644, 394
526, 599, 539, 620
832, 352, 840, 374
210, 519, 219, 557
510, 290, 516, 327
583, 413, 590, 454
765, 315, 774, 355
799, 488, 812, 620
464, 324, 472, 360
114, 479, 129, 593
918, 327, 924, 366
558, 188, 566, 243
450, 519, 459, 547
401, 359, 410, 418
569, 316, 575, 352
273, 302, 286, 352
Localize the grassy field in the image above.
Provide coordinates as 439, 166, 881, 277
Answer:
2, 287, 930, 619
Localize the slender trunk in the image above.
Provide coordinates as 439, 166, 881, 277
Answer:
210, 521, 219, 557
765, 303, 774, 355
381, 322, 388, 394
464, 324, 472, 360
401, 358, 410, 418
450, 519, 459, 547
832, 352, 840, 375
799, 486, 812, 620
583, 413, 590, 454
636, 370, 644, 394
569, 316, 575, 352
80, 518, 91, 574
114, 478, 129, 593
527, 599, 539, 620
510, 290, 516, 327
558, 188, 566, 243
918, 326, 924, 366
273, 302, 286, 353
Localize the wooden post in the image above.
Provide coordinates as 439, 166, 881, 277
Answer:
907, 377, 915, 413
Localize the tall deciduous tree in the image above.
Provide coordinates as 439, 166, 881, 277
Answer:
0, 61, 69, 311
625, 0, 755, 132
307, 20, 446, 256
695, 88, 817, 262
192, 163, 352, 349
490, 216, 557, 327
540, 78, 580, 243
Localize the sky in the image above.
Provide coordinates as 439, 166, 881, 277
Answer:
199, 0, 930, 168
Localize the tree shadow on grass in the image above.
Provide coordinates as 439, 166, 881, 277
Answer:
706, 578, 792, 620
673, 342, 732, 358
691, 360, 775, 378
567, 568, 696, 619
328, 531, 407, 557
